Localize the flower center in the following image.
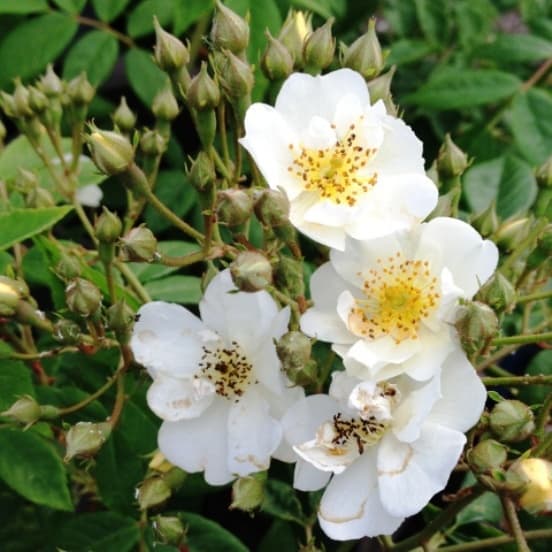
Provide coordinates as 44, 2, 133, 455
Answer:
197, 341, 254, 401
287, 118, 378, 206
349, 252, 440, 343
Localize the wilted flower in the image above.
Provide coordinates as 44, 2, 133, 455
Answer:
130, 270, 303, 485
282, 349, 486, 539
241, 69, 437, 249
301, 217, 498, 381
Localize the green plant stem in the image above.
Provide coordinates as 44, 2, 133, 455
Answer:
390, 487, 484, 552
217, 102, 231, 172
522, 56, 552, 90
114, 260, 151, 303
75, 14, 135, 47
58, 372, 119, 415
211, 146, 233, 180
158, 250, 207, 268
517, 289, 552, 303
491, 331, 552, 346
73, 200, 98, 244
437, 529, 552, 551
45, 127, 68, 172
267, 285, 301, 329
103, 260, 116, 303
501, 496, 530, 552
189, 13, 211, 64
482, 374, 552, 386
144, 189, 205, 243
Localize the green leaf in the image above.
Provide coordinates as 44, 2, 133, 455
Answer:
288, 0, 333, 19
504, 89, 552, 166
180, 512, 248, 552
57, 512, 140, 552
386, 39, 434, 66
519, 350, 552, 406
463, 155, 538, 218
125, 48, 169, 106
92, 0, 131, 22
0, 428, 72, 511
480, 33, 552, 63
119, 398, 158, 455
0, 343, 35, 411
0, 13, 78, 88
261, 479, 306, 526
456, 491, 502, 525
258, 520, 299, 552
0, 206, 73, 251
144, 170, 198, 233
453, 0, 497, 50
405, 69, 521, 110
51, 0, 86, 12
127, 0, 174, 38
94, 432, 144, 515
145, 275, 202, 304
414, 0, 451, 46
0, 0, 48, 14
0, 251, 13, 273
63, 30, 119, 86
174, 0, 214, 35
129, 240, 200, 283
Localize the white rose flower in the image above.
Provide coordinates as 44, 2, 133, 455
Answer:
282, 349, 486, 540
301, 217, 498, 382
240, 68, 437, 250
130, 269, 303, 485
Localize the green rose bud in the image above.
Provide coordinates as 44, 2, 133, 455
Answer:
53, 319, 82, 345
455, 300, 499, 355
230, 474, 265, 512
137, 476, 172, 510
12, 79, 33, 118
187, 62, 221, 111
153, 17, 189, 72
471, 201, 499, 238
107, 300, 135, 338
477, 271, 516, 313
188, 150, 216, 193
64, 421, 112, 461
367, 66, 397, 115
153, 516, 186, 545
66, 72, 95, 105
230, 251, 273, 292
65, 278, 102, 317
489, 400, 535, 443
95, 207, 123, 244
152, 83, 180, 121
113, 96, 137, 133
1, 395, 42, 426
217, 189, 253, 227
54, 253, 82, 281
341, 18, 384, 78
39, 64, 63, 97
437, 134, 470, 178
467, 439, 508, 473
254, 188, 290, 227
86, 126, 134, 175
216, 50, 254, 100
278, 10, 312, 66
210, 1, 249, 54
121, 225, 158, 262
140, 128, 167, 157
303, 18, 336, 72
261, 31, 294, 81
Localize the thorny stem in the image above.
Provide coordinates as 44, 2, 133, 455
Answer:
390, 486, 484, 551
437, 529, 552, 551
75, 15, 135, 47
500, 496, 530, 552
491, 331, 552, 346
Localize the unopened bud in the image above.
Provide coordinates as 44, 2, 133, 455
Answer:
54, 253, 82, 280
467, 439, 508, 473
188, 62, 220, 111
86, 127, 134, 175
140, 128, 167, 157
153, 17, 189, 72
149, 450, 174, 473
67, 72, 95, 105
471, 201, 499, 238
121, 225, 158, 262
276, 330, 317, 385
341, 18, 384, 78
95, 207, 122, 243
137, 476, 171, 510
107, 300, 134, 337
153, 515, 186, 545
230, 474, 265, 512
489, 400, 535, 443
28, 86, 48, 114
494, 217, 531, 251
455, 301, 499, 355
113, 96, 136, 133
15, 168, 38, 192
437, 134, 470, 178
275, 255, 304, 298
0, 92, 16, 118
303, 18, 335, 72
13, 79, 33, 118
536, 155, 552, 188
25, 187, 55, 208
39, 64, 63, 97
478, 272, 516, 313
64, 421, 111, 461
0, 276, 23, 316
1, 395, 42, 425
509, 458, 552, 514
53, 319, 81, 345
367, 66, 397, 115
217, 189, 253, 227
65, 278, 102, 317
188, 151, 216, 192
217, 50, 254, 100
230, 251, 273, 292
261, 31, 293, 81
152, 83, 179, 121
254, 188, 290, 227
210, 1, 249, 54
279, 10, 312, 66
